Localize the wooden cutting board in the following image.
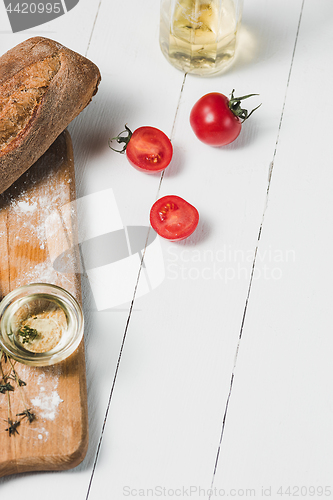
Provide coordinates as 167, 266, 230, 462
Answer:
0, 129, 88, 477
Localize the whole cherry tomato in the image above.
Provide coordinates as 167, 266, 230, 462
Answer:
109, 125, 173, 173
150, 195, 199, 241
190, 90, 260, 147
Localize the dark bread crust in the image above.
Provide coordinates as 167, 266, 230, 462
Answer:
0, 37, 101, 194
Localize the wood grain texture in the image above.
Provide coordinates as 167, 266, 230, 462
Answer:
0, 129, 88, 477
213, 0, 333, 490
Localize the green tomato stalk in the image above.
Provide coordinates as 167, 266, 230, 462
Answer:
228, 90, 261, 122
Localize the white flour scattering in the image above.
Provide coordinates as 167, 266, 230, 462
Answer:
17, 260, 62, 287
32, 390, 63, 421
38, 428, 49, 441
16, 200, 38, 213
31, 373, 63, 421
10, 191, 46, 250
9, 172, 70, 251
14, 258, 75, 292
7, 173, 77, 290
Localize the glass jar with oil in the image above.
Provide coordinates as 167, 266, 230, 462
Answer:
160, 0, 243, 76
0, 283, 84, 367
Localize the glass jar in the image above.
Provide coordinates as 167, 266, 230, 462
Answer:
159, 0, 243, 76
0, 283, 84, 367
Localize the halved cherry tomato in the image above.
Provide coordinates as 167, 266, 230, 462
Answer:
150, 195, 199, 241
109, 125, 173, 173
190, 90, 260, 147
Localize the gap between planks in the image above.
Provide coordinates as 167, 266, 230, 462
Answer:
85, 0, 103, 59
85, 71, 188, 500
208, 1, 306, 496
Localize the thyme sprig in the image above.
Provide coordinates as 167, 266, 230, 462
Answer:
17, 325, 39, 344
5, 418, 20, 436
0, 382, 14, 393
17, 409, 36, 423
0, 354, 14, 434
0, 350, 37, 436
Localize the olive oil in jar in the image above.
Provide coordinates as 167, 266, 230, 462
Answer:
8, 294, 68, 354
160, 0, 243, 75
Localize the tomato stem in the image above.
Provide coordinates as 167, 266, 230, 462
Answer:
108, 124, 133, 153
228, 90, 261, 122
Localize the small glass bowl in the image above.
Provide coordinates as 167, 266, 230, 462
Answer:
0, 283, 84, 367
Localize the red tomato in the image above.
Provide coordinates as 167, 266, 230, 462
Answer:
190, 90, 260, 147
109, 125, 173, 173
150, 195, 199, 241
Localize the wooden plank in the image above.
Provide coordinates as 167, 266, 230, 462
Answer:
213, 0, 333, 493
0, 0, 102, 57
0, 130, 88, 477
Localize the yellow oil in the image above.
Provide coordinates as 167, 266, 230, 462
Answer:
160, 0, 240, 75
9, 294, 67, 353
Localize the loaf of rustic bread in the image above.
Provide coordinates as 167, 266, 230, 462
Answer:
0, 36, 101, 194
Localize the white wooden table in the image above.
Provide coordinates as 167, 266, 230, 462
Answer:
0, 0, 332, 498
